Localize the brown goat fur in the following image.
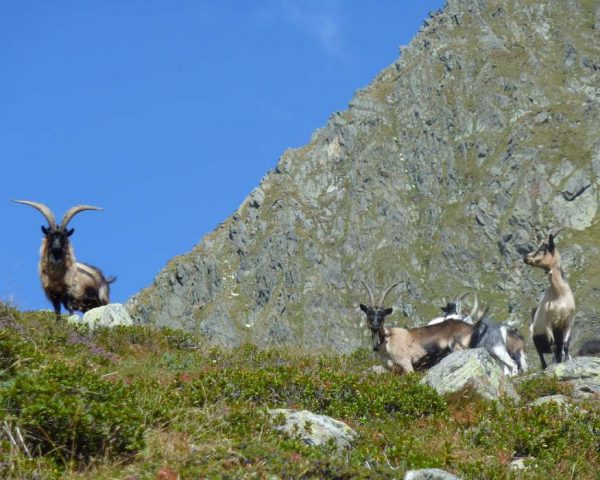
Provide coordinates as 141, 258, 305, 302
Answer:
15, 200, 115, 319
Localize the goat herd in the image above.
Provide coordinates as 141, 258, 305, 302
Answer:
359, 227, 600, 375
13, 200, 600, 375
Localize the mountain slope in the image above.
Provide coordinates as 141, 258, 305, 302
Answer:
127, 0, 600, 354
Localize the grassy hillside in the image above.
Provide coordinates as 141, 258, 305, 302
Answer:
0, 303, 598, 479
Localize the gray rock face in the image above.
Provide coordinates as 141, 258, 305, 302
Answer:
404, 468, 461, 480
70, 304, 134, 330
421, 349, 520, 401
268, 409, 357, 449
127, 0, 600, 355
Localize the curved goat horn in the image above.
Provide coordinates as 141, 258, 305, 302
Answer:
13, 200, 57, 228
469, 292, 487, 322
454, 291, 469, 303
549, 226, 566, 238
60, 205, 103, 229
360, 280, 375, 306
379, 282, 399, 307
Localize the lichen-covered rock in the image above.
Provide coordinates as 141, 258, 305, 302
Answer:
544, 357, 600, 399
530, 394, 569, 407
71, 304, 134, 330
268, 409, 357, 449
404, 468, 461, 480
421, 349, 520, 401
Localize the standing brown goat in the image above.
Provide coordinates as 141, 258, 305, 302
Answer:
524, 228, 575, 369
14, 200, 115, 319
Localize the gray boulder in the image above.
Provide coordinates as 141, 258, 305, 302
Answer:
268, 409, 357, 449
530, 394, 569, 407
421, 348, 520, 401
404, 468, 461, 480
544, 357, 600, 399
69, 304, 134, 330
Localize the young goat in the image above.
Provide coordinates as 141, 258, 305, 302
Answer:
359, 281, 475, 373
14, 200, 115, 319
524, 228, 575, 369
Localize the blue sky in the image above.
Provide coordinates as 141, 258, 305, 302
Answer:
1, 0, 444, 311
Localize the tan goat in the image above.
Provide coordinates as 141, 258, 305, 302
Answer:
359, 281, 476, 373
524, 228, 575, 369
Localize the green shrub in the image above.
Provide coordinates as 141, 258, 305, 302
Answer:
0, 362, 146, 464
183, 366, 446, 421
515, 374, 573, 403
0, 329, 41, 379
466, 402, 599, 459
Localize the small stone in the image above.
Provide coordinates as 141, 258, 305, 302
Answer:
404, 468, 461, 480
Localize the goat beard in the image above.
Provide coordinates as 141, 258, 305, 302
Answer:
371, 331, 382, 351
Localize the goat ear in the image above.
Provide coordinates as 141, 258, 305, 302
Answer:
384, 307, 393, 316
41, 226, 48, 235
359, 304, 369, 313
548, 234, 555, 253
66, 228, 75, 237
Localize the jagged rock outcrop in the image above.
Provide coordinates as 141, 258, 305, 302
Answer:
127, 0, 600, 354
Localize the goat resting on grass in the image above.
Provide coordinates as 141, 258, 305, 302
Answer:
428, 292, 475, 325
524, 227, 575, 369
14, 200, 115, 320
359, 281, 476, 374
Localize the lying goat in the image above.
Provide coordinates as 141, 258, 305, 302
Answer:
428, 292, 475, 325
524, 227, 575, 369
359, 281, 475, 373
469, 312, 527, 376
14, 200, 115, 319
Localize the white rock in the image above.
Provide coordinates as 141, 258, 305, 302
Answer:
404, 468, 461, 480
77, 304, 134, 330
268, 409, 357, 449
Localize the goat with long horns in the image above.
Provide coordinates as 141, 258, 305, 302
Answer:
14, 200, 116, 320
359, 281, 477, 373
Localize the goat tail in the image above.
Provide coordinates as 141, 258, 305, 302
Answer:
106, 275, 117, 284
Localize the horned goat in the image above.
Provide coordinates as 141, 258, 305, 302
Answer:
428, 292, 474, 325
430, 292, 528, 375
14, 200, 115, 319
359, 281, 476, 373
524, 228, 575, 369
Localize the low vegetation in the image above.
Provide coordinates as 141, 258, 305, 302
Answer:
0, 302, 598, 479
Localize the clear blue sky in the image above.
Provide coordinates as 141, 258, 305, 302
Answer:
1, 0, 444, 311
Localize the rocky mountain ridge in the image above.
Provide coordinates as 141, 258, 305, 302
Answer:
127, 0, 600, 355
